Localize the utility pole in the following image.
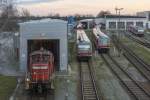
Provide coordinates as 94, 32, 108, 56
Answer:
115, 7, 123, 57
104, 14, 107, 30
115, 7, 123, 38
115, 7, 118, 15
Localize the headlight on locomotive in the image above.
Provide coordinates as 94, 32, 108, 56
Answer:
26, 78, 30, 82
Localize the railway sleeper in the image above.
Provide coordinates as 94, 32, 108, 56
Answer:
84, 91, 95, 94
84, 81, 93, 84
84, 86, 93, 88
83, 87, 95, 90
84, 96, 97, 100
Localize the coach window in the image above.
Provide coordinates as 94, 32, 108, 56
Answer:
109, 22, 116, 29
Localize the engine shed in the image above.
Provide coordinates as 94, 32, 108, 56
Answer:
95, 15, 147, 30
19, 19, 68, 72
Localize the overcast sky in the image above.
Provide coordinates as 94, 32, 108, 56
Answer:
16, 0, 150, 16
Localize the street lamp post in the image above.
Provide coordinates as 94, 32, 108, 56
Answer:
115, 7, 123, 57
115, 7, 123, 38
104, 14, 107, 30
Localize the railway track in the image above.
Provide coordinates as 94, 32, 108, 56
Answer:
124, 32, 150, 48
101, 54, 150, 100
27, 89, 54, 100
112, 35, 150, 81
28, 94, 47, 100
144, 33, 150, 41
79, 61, 100, 100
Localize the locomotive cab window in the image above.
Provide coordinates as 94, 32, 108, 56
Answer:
78, 44, 91, 50
31, 54, 50, 64
27, 39, 60, 71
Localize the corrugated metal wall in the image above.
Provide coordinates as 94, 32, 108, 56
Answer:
19, 19, 68, 72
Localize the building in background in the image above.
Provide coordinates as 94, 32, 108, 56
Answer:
79, 19, 94, 29
137, 11, 150, 29
19, 19, 68, 73
95, 15, 147, 30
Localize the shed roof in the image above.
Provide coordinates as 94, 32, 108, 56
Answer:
19, 18, 67, 36
19, 18, 67, 25
97, 15, 146, 19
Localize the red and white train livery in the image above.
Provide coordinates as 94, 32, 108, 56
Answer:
76, 28, 92, 60
25, 48, 55, 92
93, 26, 110, 53
128, 25, 144, 37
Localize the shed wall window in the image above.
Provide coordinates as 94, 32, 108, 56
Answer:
118, 22, 125, 29
136, 22, 143, 27
109, 22, 116, 29
126, 22, 134, 28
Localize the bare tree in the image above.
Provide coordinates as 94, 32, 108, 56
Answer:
97, 10, 111, 17
21, 8, 30, 17
0, 0, 18, 32
1, 4, 18, 18
82, 14, 94, 18
48, 13, 60, 18
74, 13, 82, 17
0, 0, 18, 18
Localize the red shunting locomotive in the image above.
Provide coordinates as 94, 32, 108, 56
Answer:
25, 48, 55, 92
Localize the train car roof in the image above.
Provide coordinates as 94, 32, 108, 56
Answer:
93, 26, 109, 38
77, 29, 91, 43
77, 23, 83, 28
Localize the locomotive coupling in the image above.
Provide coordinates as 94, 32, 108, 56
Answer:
25, 78, 31, 90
